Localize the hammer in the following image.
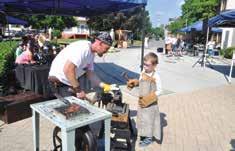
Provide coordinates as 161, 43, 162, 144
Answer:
121, 72, 130, 81
121, 72, 137, 89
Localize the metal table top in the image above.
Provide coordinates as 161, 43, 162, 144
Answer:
30, 96, 112, 131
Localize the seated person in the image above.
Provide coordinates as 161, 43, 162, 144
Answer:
15, 43, 36, 64
207, 40, 215, 56
15, 42, 25, 57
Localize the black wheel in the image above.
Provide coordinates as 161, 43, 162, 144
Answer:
53, 126, 62, 151
53, 126, 97, 151
75, 126, 97, 151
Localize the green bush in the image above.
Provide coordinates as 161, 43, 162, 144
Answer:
219, 49, 225, 57
0, 41, 18, 84
222, 47, 235, 59
52, 29, 61, 39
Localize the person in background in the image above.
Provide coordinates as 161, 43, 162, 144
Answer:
171, 35, 177, 55
175, 36, 184, 57
15, 42, 36, 64
15, 42, 25, 57
165, 34, 172, 55
207, 40, 215, 56
144, 36, 149, 48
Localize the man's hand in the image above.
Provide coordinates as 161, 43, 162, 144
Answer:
103, 83, 111, 93
127, 79, 139, 90
101, 83, 119, 93
76, 90, 86, 99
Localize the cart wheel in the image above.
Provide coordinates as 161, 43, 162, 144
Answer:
52, 126, 97, 151
75, 126, 97, 151
53, 126, 62, 151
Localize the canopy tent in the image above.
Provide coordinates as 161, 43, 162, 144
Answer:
208, 9, 235, 83
179, 21, 222, 33
0, 0, 147, 70
6, 15, 27, 25
0, 0, 147, 16
208, 9, 235, 27
179, 20, 222, 69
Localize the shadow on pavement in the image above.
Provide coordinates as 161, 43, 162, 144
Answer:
94, 63, 139, 85
209, 64, 235, 77
158, 113, 167, 144
231, 139, 235, 151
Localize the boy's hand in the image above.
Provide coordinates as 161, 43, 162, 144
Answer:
139, 92, 158, 108
127, 79, 139, 90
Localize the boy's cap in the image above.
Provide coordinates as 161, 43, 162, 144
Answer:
96, 32, 113, 46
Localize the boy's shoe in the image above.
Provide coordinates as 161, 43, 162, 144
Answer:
139, 137, 153, 147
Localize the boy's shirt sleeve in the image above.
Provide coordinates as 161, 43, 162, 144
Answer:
154, 73, 162, 96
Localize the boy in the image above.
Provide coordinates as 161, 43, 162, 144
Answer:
127, 52, 162, 147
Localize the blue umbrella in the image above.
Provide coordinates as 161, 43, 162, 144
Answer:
179, 21, 222, 33
208, 9, 235, 27
179, 26, 190, 32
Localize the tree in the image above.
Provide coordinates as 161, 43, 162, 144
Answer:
150, 26, 165, 39
87, 7, 152, 40
182, 0, 220, 25
19, 15, 78, 31
168, 17, 185, 34
168, 0, 220, 33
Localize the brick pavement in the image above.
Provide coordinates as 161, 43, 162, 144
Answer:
0, 84, 235, 151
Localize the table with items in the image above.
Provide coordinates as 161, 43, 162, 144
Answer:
30, 96, 112, 151
15, 64, 51, 96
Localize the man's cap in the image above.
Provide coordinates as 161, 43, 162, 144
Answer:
96, 32, 113, 46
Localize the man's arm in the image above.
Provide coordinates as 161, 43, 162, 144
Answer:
63, 60, 79, 88
87, 70, 113, 92
86, 70, 102, 87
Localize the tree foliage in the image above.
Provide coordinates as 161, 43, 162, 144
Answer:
150, 26, 165, 39
168, 18, 185, 34
168, 0, 220, 33
19, 15, 78, 31
87, 7, 152, 40
182, 0, 220, 24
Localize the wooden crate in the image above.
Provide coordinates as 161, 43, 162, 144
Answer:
0, 91, 46, 124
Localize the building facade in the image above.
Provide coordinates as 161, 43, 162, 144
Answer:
62, 17, 89, 39
220, 0, 235, 49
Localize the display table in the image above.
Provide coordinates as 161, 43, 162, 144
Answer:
30, 96, 112, 151
15, 64, 50, 96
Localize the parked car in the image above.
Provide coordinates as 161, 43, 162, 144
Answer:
14, 31, 25, 37
3, 31, 15, 38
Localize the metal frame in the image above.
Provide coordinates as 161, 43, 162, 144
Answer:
30, 96, 112, 151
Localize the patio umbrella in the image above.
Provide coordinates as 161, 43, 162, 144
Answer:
208, 9, 235, 27
179, 21, 222, 33
208, 9, 235, 83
